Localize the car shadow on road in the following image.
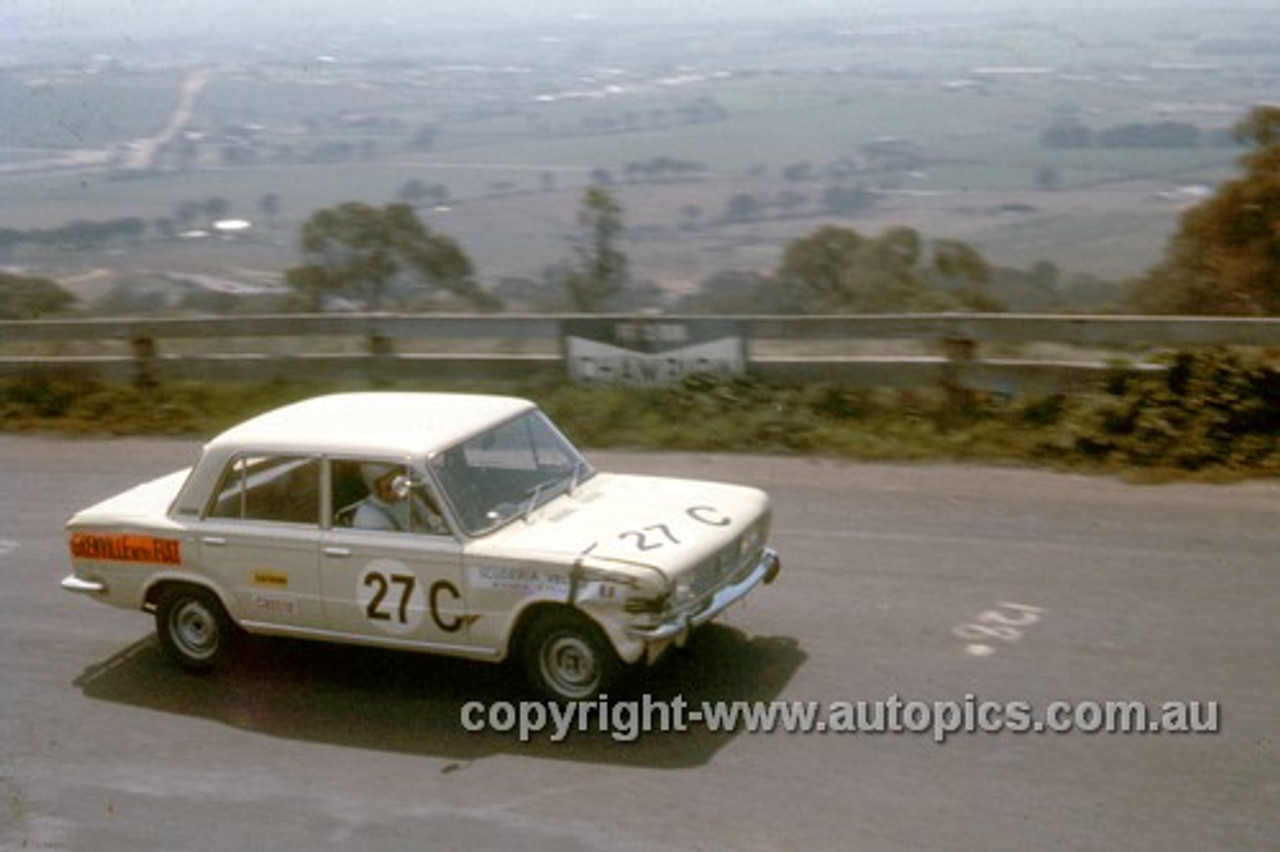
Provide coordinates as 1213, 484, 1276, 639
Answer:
73, 624, 806, 769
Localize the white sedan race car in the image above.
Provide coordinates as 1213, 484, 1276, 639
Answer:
62, 392, 780, 700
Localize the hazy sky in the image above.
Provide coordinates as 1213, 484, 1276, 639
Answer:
2, 0, 1259, 44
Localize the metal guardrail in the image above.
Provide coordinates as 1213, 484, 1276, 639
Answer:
2, 313, 1277, 396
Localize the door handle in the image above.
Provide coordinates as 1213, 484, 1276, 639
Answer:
324, 546, 351, 558
202, 536, 228, 547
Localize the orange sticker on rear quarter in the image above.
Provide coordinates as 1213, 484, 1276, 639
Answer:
70, 533, 181, 566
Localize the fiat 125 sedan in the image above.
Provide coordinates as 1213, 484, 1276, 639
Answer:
62, 392, 780, 700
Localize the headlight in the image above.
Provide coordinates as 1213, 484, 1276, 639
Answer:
673, 574, 695, 606
743, 524, 762, 559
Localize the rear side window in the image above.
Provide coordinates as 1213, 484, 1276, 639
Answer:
207, 455, 320, 525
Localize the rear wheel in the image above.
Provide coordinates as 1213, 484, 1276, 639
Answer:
521, 609, 621, 702
155, 586, 235, 672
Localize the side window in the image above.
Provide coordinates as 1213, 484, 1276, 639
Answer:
207, 455, 320, 525
331, 458, 450, 536
330, 459, 369, 526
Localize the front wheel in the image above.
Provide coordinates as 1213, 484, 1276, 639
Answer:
155, 586, 235, 672
520, 609, 622, 702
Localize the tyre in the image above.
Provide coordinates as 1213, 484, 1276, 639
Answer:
521, 609, 621, 702
155, 585, 235, 672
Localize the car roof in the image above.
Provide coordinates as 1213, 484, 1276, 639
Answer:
206, 392, 537, 458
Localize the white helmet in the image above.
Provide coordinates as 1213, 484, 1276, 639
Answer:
360, 462, 397, 490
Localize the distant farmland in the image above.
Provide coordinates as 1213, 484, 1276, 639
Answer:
0, 3, 1268, 302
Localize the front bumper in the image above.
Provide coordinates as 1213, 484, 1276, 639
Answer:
61, 574, 107, 595
629, 546, 780, 643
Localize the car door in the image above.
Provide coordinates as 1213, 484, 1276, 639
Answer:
196, 453, 325, 630
319, 460, 472, 650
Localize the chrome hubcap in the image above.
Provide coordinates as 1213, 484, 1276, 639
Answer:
541, 634, 599, 698
172, 600, 219, 660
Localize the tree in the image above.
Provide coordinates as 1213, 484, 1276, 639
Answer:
782, 161, 815, 182
562, 187, 630, 312
1041, 119, 1092, 149
773, 225, 999, 313
397, 179, 430, 204
202, 197, 231, 220
932, 239, 998, 310
1035, 165, 1061, 190
1130, 105, 1279, 315
220, 144, 256, 167
680, 203, 704, 232
153, 217, 177, 240
285, 202, 493, 311
821, 184, 875, 216
674, 270, 782, 314
408, 124, 439, 152
774, 225, 871, 311
0, 272, 74, 318
775, 189, 809, 212
1097, 121, 1201, 149
258, 193, 281, 226
724, 192, 763, 222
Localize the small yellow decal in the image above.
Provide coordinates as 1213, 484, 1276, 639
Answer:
253, 571, 290, 588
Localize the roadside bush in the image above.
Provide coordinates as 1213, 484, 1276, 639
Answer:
1072, 348, 1279, 472
2, 359, 1274, 477
0, 372, 100, 420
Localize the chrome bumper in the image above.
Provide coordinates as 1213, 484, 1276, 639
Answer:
630, 547, 780, 643
61, 574, 107, 595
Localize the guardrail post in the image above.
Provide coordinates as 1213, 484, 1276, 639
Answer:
131, 334, 158, 389
941, 335, 977, 410
368, 331, 393, 382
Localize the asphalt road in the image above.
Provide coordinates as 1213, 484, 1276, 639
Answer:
1, 435, 1276, 852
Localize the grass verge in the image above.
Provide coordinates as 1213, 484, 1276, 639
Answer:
1, 356, 1275, 480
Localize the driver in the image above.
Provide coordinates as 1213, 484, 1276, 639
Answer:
354, 463, 447, 534
355, 463, 410, 531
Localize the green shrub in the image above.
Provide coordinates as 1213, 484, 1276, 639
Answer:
1073, 348, 1279, 472
2, 358, 1274, 477
0, 372, 100, 420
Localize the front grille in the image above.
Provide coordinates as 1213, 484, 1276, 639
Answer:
690, 527, 763, 598
690, 551, 730, 598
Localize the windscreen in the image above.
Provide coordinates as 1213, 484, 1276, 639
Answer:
429, 410, 593, 536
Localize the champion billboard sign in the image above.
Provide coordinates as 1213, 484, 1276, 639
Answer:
564, 318, 745, 386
